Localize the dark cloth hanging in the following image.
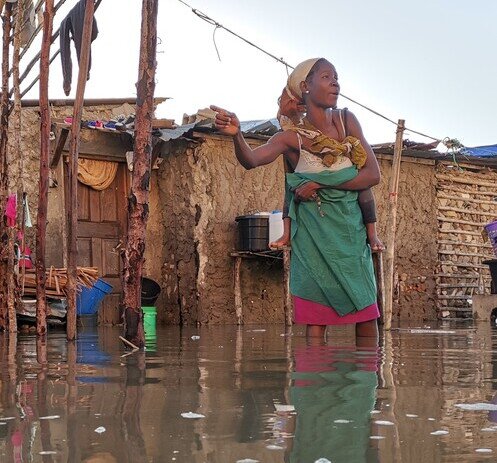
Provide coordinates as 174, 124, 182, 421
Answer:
60, 0, 98, 96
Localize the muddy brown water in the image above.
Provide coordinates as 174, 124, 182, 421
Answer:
0, 322, 496, 462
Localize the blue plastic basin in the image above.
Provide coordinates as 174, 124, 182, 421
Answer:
77, 278, 113, 316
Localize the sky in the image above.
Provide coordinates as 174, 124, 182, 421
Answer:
14, 0, 497, 146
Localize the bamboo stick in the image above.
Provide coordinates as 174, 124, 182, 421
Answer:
438, 228, 483, 237
437, 283, 479, 288
436, 174, 497, 188
434, 273, 482, 278
438, 206, 497, 218
438, 295, 473, 300
438, 250, 493, 258
436, 185, 497, 198
66, 0, 96, 341
437, 216, 489, 227
437, 240, 492, 248
437, 193, 497, 206
383, 119, 405, 330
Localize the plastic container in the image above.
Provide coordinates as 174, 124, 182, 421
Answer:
268, 210, 284, 245
236, 213, 269, 251
143, 306, 157, 352
77, 278, 113, 316
485, 221, 497, 257
141, 277, 161, 306
483, 259, 497, 294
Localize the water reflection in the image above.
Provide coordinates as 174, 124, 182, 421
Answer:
0, 323, 495, 462
286, 341, 379, 462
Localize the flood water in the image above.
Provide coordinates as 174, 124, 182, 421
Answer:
0, 322, 497, 462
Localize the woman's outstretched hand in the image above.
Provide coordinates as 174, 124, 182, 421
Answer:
293, 181, 321, 202
210, 105, 240, 137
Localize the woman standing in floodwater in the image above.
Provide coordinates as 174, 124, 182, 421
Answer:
211, 58, 381, 341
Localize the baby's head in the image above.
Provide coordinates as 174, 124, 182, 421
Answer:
277, 87, 305, 130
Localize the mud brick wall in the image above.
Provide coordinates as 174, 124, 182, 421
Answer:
158, 135, 286, 325
158, 137, 442, 324
375, 155, 439, 321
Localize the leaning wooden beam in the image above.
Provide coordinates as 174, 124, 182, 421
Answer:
12, 0, 103, 96
50, 126, 69, 169
36, 0, 54, 337
66, 0, 95, 341
122, 0, 159, 349
17, 0, 67, 62
0, 2, 13, 331
20, 48, 59, 98
6, 0, 27, 334
383, 119, 405, 330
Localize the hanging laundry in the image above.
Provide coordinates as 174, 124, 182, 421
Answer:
5, 194, 17, 227
60, 0, 99, 96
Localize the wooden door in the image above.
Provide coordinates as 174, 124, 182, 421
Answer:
75, 162, 128, 324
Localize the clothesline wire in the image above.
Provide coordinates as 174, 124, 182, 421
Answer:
176, 0, 443, 143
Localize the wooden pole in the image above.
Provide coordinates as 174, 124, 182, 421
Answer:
66, 0, 95, 341
36, 0, 55, 337
283, 249, 292, 326
5, 0, 27, 335
383, 119, 405, 330
234, 257, 242, 324
122, 0, 159, 349
0, 2, 12, 331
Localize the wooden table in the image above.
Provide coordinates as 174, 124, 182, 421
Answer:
230, 248, 292, 326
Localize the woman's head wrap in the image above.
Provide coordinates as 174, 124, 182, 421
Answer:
285, 58, 323, 101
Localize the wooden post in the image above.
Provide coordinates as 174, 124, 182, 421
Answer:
372, 251, 385, 323
234, 257, 242, 325
282, 249, 292, 326
36, 0, 54, 336
383, 119, 405, 330
65, 0, 95, 341
122, 0, 159, 348
0, 2, 12, 331
5, 0, 27, 334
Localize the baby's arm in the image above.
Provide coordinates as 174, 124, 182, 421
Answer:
358, 189, 384, 252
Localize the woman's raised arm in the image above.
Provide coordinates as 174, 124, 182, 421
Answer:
211, 105, 294, 170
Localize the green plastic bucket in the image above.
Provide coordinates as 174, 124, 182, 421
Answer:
142, 306, 157, 351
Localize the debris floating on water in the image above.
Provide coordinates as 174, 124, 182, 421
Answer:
334, 419, 352, 424
455, 403, 497, 411
94, 426, 106, 434
430, 430, 449, 436
39, 415, 60, 420
181, 412, 205, 419
475, 449, 493, 453
191, 336, 200, 340
370, 436, 385, 440
374, 420, 395, 426
274, 404, 295, 412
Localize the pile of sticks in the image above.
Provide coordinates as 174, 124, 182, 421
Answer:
22, 267, 99, 298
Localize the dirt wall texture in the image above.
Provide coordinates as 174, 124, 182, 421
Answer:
375, 156, 439, 321
158, 137, 441, 325
158, 135, 286, 325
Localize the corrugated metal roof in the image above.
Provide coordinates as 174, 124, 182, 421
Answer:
157, 118, 280, 142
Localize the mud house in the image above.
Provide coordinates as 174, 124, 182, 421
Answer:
155, 120, 497, 324
7, 103, 497, 325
